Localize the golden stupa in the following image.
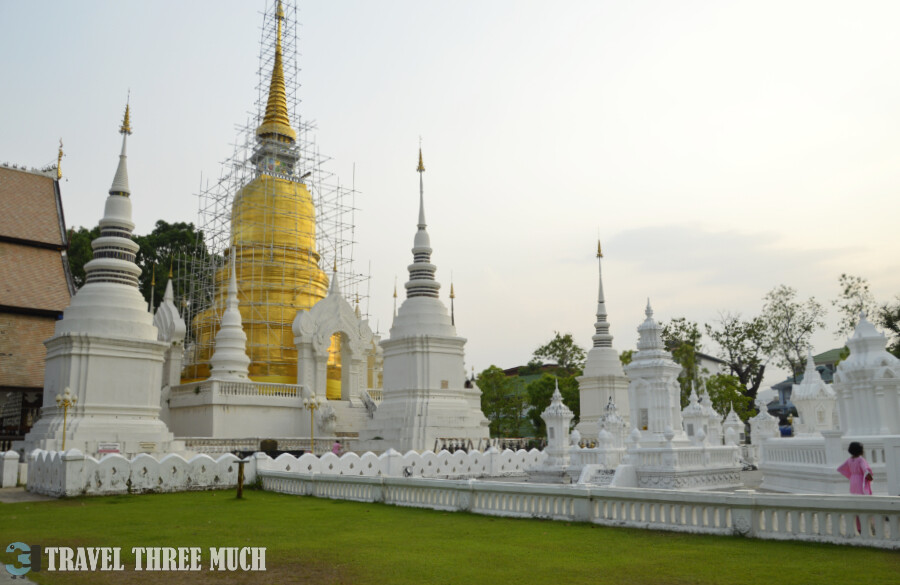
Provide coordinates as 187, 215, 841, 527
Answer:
184, 1, 342, 395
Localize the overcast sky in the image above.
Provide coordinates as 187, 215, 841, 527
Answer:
2, 1, 899, 388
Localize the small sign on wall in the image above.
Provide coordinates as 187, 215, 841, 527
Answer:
98, 443, 121, 454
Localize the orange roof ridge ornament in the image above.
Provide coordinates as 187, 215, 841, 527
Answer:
56, 138, 64, 180
256, 0, 297, 143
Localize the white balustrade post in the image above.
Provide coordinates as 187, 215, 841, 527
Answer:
1, 451, 20, 487
62, 449, 86, 497
821, 430, 844, 467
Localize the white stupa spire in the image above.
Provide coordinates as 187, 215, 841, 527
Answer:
592, 241, 613, 348
405, 147, 441, 299
209, 256, 251, 381
109, 101, 132, 196
636, 299, 665, 351
83, 101, 141, 289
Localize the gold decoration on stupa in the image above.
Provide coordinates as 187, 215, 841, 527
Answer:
185, 0, 332, 385
597, 240, 603, 258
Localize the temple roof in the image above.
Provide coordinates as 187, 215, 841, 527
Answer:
0, 165, 67, 247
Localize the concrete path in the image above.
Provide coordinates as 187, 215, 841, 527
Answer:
0, 487, 54, 504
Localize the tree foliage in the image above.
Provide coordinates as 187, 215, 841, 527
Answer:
762, 285, 826, 381
134, 220, 207, 310
704, 312, 771, 401
619, 349, 634, 366
703, 373, 755, 422
526, 374, 579, 437
661, 318, 703, 406
66, 220, 208, 311
831, 273, 876, 339
477, 366, 528, 438
533, 332, 586, 376
877, 297, 900, 358
66, 226, 100, 288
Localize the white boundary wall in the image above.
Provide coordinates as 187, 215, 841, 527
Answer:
259, 470, 900, 550
25, 449, 255, 497
257, 447, 546, 479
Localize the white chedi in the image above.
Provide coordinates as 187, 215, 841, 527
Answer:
722, 404, 745, 445
624, 301, 686, 444
681, 385, 707, 444
833, 312, 900, 436
575, 242, 630, 440
208, 260, 251, 381
749, 396, 780, 445
791, 351, 837, 435
541, 380, 575, 468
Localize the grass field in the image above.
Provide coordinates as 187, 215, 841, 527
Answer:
1, 490, 898, 585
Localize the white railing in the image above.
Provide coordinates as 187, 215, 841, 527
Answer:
569, 447, 625, 469
181, 437, 354, 456
764, 444, 828, 465
169, 380, 302, 400
258, 471, 900, 549
630, 445, 740, 470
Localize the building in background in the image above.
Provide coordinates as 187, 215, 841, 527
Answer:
0, 160, 74, 450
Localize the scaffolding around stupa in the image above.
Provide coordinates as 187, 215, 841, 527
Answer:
175, 0, 370, 382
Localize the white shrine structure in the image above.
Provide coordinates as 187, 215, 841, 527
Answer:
610, 301, 742, 489
759, 313, 900, 495
357, 151, 490, 453
574, 243, 630, 441
20, 106, 183, 458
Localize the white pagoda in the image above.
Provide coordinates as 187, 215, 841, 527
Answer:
358, 150, 489, 453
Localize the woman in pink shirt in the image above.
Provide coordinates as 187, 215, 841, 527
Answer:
837, 441, 873, 533
837, 441, 873, 495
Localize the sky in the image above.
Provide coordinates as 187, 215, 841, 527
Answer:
2, 1, 900, 390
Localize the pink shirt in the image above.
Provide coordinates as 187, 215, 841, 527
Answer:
837, 456, 873, 495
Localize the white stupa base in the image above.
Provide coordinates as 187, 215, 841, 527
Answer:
358, 388, 489, 453
21, 408, 183, 458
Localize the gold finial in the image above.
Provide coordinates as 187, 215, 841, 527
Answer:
597, 240, 603, 258
450, 283, 455, 299
120, 95, 132, 135
168, 257, 174, 279
256, 0, 297, 143
393, 282, 397, 298
417, 147, 425, 173
56, 138, 63, 180
151, 263, 156, 286
333, 259, 337, 273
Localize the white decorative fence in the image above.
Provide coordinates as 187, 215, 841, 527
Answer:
25, 449, 255, 497
257, 447, 546, 479
259, 470, 900, 549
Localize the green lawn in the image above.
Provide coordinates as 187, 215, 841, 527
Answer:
1, 490, 898, 585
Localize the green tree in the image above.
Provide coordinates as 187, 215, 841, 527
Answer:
762, 285, 826, 381
533, 332, 586, 375
526, 374, 579, 437
831, 274, 876, 339
704, 312, 771, 401
661, 318, 703, 406
65, 220, 207, 311
703, 373, 754, 422
66, 226, 100, 288
477, 366, 528, 437
877, 297, 900, 358
619, 349, 634, 366
134, 220, 207, 310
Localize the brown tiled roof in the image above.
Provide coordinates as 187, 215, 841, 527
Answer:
0, 166, 65, 246
0, 313, 56, 388
0, 242, 71, 311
